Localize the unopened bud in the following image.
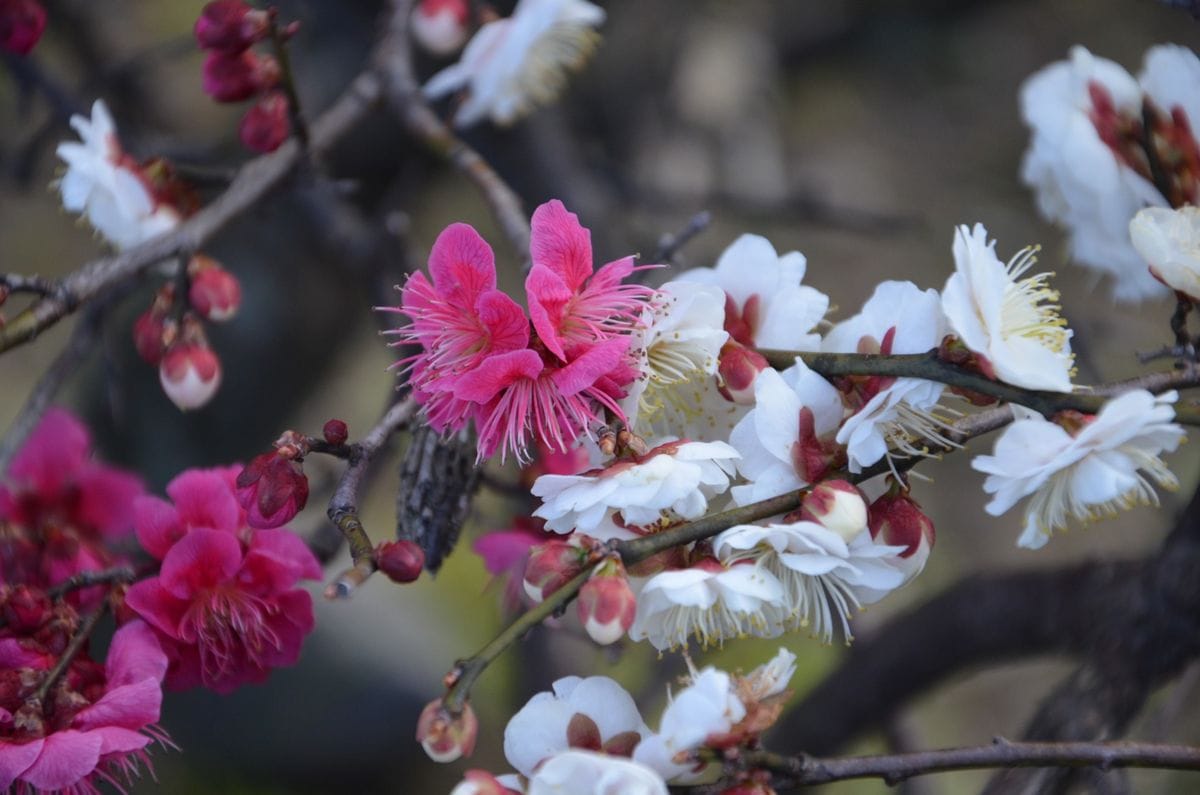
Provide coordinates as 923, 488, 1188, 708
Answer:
188, 255, 242, 322
133, 309, 169, 365
376, 539, 425, 584
796, 480, 867, 542
522, 539, 586, 603
450, 770, 519, 795
868, 490, 935, 580
416, 698, 478, 763
194, 0, 270, 53
159, 336, 221, 411
577, 559, 636, 645
0, 0, 46, 56
322, 419, 349, 446
717, 340, 768, 405
239, 91, 291, 153
412, 0, 469, 57
1, 585, 51, 632
202, 50, 280, 102
235, 450, 309, 529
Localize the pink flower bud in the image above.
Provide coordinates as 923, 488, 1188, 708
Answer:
1, 585, 51, 632
451, 770, 520, 795
376, 540, 425, 584
159, 339, 222, 411
416, 698, 478, 763
202, 50, 280, 102
576, 561, 636, 645
322, 419, 349, 446
412, 0, 469, 57
133, 309, 169, 365
0, 0, 46, 56
236, 450, 309, 529
239, 91, 291, 153
522, 539, 586, 603
717, 340, 769, 405
188, 255, 242, 322
194, 0, 270, 53
868, 491, 935, 579
796, 480, 867, 541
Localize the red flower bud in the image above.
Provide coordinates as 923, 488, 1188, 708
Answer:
576, 560, 636, 645
188, 255, 242, 322
376, 540, 425, 584
868, 490, 935, 579
416, 698, 478, 763
795, 480, 867, 541
236, 450, 309, 529
451, 770, 521, 795
194, 0, 270, 53
717, 340, 768, 405
202, 50, 280, 102
159, 337, 222, 411
412, 0, 469, 57
133, 309, 169, 365
1, 585, 51, 632
322, 419, 349, 446
0, 0, 46, 56
239, 91, 291, 153
522, 539, 586, 603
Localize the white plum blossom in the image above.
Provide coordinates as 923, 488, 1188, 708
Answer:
621, 281, 729, 431
941, 223, 1074, 392
678, 233, 829, 351
1130, 206, 1200, 299
728, 361, 845, 506
628, 561, 784, 651
972, 390, 1186, 549
822, 280, 950, 472
527, 750, 667, 795
504, 676, 650, 778
423, 0, 605, 127
56, 100, 180, 250
632, 666, 746, 781
739, 647, 798, 701
714, 521, 907, 644
531, 440, 738, 539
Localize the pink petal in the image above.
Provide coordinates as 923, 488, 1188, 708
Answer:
473, 529, 543, 575
75, 466, 144, 538
454, 348, 544, 403
551, 338, 631, 397
477, 289, 531, 353
158, 527, 243, 597
241, 528, 323, 591
104, 620, 169, 688
260, 589, 314, 668
19, 730, 102, 791
7, 408, 89, 495
165, 469, 240, 534
74, 678, 163, 731
133, 496, 183, 560
0, 739, 44, 789
530, 200, 593, 292
428, 222, 497, 306
124, 580, 189, 639
0, 639, 50, 669
89, 727, 151, 756
588, 255, 637, 291
525, 264, 573, 360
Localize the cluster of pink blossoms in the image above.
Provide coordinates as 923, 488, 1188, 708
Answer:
389, 199, 653, 462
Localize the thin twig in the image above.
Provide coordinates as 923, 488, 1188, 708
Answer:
324, 396, 419, 599
0, 273, 56, 296
653, 210, 712, 265
741, 740, 1200, 787
267, 11, 310, 150
29, 602, 107, 707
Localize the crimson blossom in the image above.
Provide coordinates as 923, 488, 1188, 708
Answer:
124, 467, 322, 694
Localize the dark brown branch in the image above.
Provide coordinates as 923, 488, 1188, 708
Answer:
29, 602, 107, 706
324, 396, 419, 599
653, 210, 713, 265
46, 566, 138, 600
743, 740, 1200, 788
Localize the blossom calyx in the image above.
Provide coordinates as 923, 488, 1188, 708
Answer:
376, 539, 425, 584
202, 50, 280, 102
188, 254, 242, 322
868, 487, 935, 562
577, 558, 636, 645
523, 538, 588, 603
235, 447, 309, 528
793, 480, 867, 542
417, 698, 478, 763
240, 91, 291, 153
159, 318, 221, 410
194, 0, 270, 53
717, 340, 769, 405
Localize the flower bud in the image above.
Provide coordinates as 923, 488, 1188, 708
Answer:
187, 255, 242, 322
796, 480, 867, 542
376, 539, 425, 584
450, 770, 519, 795
235, 450, 309, 529
412, 0, 469, 57
239, 91, 291, 153
868, 490, 935, 580
194, 0, 270, 53
717, 340, 768, 405
576, 559, 636, 645
202, 50, 280, 102
416, 698, 478, 763
133, 309, 169, 365
1, 585, 51, 632
159, 338, 222, 411
522, 539, 586, 603
323, 418, 349, 446
0, 0, 46, 56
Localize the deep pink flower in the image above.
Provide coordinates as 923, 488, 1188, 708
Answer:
194, 0, 269, 53
126, 468, 321, 693
472, 517, 555, 611
235, 451, 308, 529
0, 620, 170, 794
201, 50, 279, 103
239, 91, 291, 154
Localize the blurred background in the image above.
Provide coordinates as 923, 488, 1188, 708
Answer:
3, 0, 1200, 792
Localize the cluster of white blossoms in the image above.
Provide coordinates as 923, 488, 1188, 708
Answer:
450, 649, 797, 793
